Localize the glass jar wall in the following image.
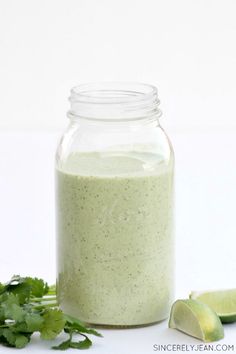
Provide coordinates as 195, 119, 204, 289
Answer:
56, 83, 174, 327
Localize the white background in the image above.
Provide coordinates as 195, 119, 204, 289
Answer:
1, 1, 236, 353
1, 0, 236, 131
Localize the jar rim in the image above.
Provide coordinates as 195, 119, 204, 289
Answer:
68, 82, 162, 121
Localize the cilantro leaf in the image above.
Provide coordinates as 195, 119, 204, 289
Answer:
64, 314, 103, 337
70, 336, 92, 350
2, 328, 16, 346
52, 339, 71, 350
2, 329, 30, 348
52, 334, 92, 350
6, 275, 25, 287
24, 277, 49, 297
5, 276, 49, 299
1, 293, 25, 321
0, 275, 102, 350
9, 283, 31, 304
40, 309, 65, 340
0, 283, 5, 295
25, 312, 44, 332
14, 334, 30, 349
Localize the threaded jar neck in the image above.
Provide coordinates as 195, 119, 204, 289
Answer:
68, 82, 162, 122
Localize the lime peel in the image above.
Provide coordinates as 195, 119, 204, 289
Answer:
190, 289, 236, 323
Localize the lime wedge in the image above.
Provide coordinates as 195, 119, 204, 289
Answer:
169, 299, 224, 342
190, 289, 236, 323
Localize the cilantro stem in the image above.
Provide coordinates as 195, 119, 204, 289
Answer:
31, 296, 57, 302
33, 301, 58, 310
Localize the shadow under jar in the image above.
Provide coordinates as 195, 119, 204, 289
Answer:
55, 82, 174, 327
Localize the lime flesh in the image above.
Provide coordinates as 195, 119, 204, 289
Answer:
190, 289, 236, 323
169, 299, 224, 342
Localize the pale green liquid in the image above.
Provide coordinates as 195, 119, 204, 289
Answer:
56, 151, 174, 326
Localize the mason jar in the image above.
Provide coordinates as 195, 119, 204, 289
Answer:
56, 82, 174, 327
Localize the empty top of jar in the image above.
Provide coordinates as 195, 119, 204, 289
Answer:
68, 82, 162, 121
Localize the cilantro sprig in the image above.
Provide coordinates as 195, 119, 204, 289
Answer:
0, 275, 102, 350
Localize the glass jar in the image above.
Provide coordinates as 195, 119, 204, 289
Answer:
56, 82, 174, 327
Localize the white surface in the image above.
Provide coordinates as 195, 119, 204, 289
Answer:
0, 130, 236, 353
0, 0, 236, 131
